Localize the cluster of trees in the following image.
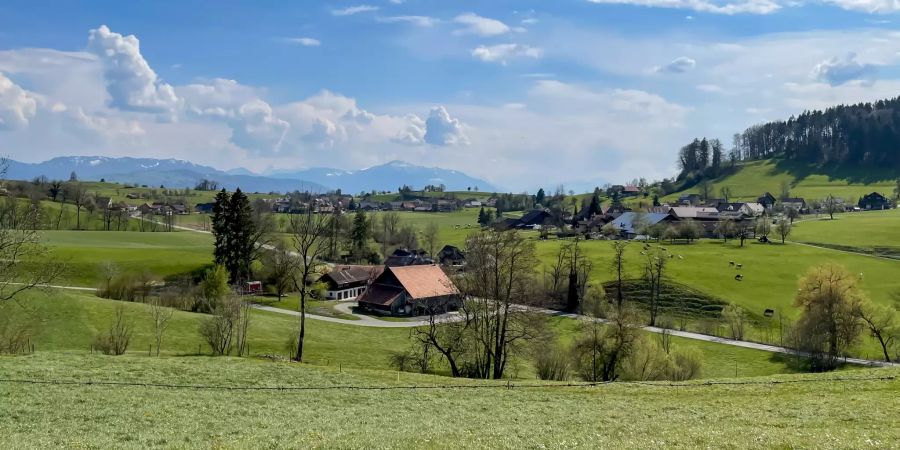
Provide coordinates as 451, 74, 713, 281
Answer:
733, 98, 900, 168
677, 137, 734, 181
791, 263, 899, 369
399, 230, 703, 382
212, 188, 272, 283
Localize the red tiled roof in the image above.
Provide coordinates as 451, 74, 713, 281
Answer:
389, 265, 459, 299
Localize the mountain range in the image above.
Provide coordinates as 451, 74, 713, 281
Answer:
4, 156, 497, 194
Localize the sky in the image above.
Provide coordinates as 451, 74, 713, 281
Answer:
1, 0, 899, 191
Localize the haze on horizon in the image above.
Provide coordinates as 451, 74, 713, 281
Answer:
1, 0, 899, 191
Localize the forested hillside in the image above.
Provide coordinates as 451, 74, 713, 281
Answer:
733, 97, 900, 169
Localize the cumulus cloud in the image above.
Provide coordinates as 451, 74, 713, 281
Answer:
0, 73, 38, 130
331, 5, 379, 16
376, 15, 439, 27
585, 0, 782, 15
424, 106, 469, 146
453, 13, 511, 36
472, 44, 542, 64
284, 37, 321, 46
86, 25, 179, 114
811, 52, 877, 86
655, 56, 697, 73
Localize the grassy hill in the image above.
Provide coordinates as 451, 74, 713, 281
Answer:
791, 209, 900, 259
5, 289, 803, 379
1, 352, 896, 448
668, 159, 898, 203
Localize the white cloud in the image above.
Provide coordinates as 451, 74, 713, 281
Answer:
424, 106, 469, 146
822, 0, 900, 13
284, 37, 321, 46
331, 5, 379, 16
453, 13, 511, 37
472, 44, 542, 64
811, 52, 877, 86
86, 25, 179, 114
655, 56, 697, 73
696, 83, 726, 93
376, 15, 439, 27
585, 0, 782, 15
0, 73, 38, 130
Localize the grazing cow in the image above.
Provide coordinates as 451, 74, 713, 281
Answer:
729, 261, 735, 266
736, 264, 743, 269
677, 255, 684, 260
734, 274, 743, 281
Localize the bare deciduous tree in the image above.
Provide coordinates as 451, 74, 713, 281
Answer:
0, 202, 66, 303
610, 241, 628, 309
95, 305, 133, 356
457, 230, 541, 379
290, 209, 331, 362
263, 242, 299, 301
423, 221, 439, 258
148, 297, 174, 356
853, 302, 897, 363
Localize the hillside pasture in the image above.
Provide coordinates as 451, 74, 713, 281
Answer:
791, 209, 900, 258
42, 230, 213, 287
669, 159, 897, 203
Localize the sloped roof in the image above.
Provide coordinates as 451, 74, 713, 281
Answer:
613, 212, 672, 234
322, 266, 380, 286
669, 207, 719, 219
388, 265, 459, 299
358, 285, 404, 306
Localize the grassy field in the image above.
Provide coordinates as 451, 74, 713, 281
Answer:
532, 236, 900, 318
791, 209, 900, 257
5, 289, 805, 379
369, 208, 482, 248
668, 159, 897, 203
42, 230, 213, 287
0, 352, 896, 448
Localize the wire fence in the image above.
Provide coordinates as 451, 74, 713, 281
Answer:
0, 375, 893, 393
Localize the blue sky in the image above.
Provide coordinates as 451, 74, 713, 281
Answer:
1, 0, 898, 191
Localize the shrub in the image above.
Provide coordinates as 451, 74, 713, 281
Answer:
94, 305, 133, 355
534, 348, 571, 381
666, 348, 703, 381
0, 304, 36, 354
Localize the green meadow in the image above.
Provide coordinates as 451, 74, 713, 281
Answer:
0, 352, 896, 449
43, 230, 213, 287
791, 209, 900, 257
668, 159, 897, 203
5, 289, 800, 379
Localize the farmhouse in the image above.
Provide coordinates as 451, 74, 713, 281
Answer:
356, 265, 460, 316
437, 245, 465, 266
384, 248, 433, 267
757, 192, 777, 209
858, 192, 892, 210
610, 212, 674, 238
493, 209, 553, 231
781, 198, 809, 214
320, 266, 381, 300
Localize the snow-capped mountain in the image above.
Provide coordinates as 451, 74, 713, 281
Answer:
4, 157, 497, 194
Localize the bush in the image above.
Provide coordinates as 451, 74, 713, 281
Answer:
667, 348, 703, 381
0, 304, 36, 354
93, 305, 132, 355
199, 297, 240, 356
533, 348, 571, 381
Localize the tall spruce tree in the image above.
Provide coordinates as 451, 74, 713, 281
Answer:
227, 189, 256, 283
212, 189, 230, 267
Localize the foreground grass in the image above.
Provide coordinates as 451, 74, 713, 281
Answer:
8, 290, 802, 378
0, 353, 896, 448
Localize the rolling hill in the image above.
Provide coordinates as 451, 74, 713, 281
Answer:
668, 159, 898, 203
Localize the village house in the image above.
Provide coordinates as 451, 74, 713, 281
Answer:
319, 266, 382, 300
356, 265, 460, 316
858, 192, 892, 210
384, 248, 433, 267
437, 245, 466, 266
678, 193, 703, 206
757, 192, 777, 209
781, 198, 809, 214
609, 212, 675, 239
